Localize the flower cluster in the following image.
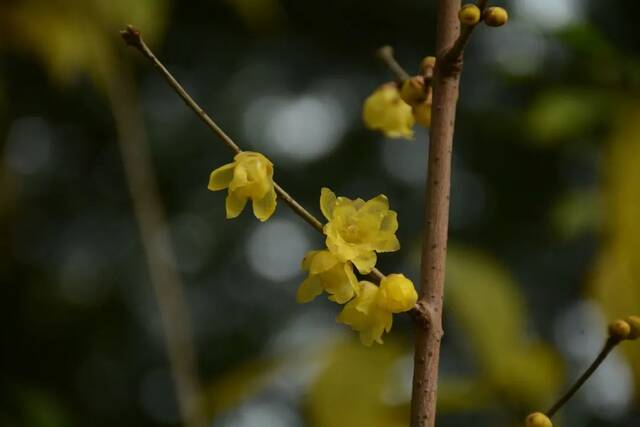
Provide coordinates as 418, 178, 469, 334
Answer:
297, 188, 417, 345
208, 151, 277, 221
363, 58, 434, 140
207, 155, 417, 345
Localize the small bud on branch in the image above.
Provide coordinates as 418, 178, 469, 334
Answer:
458, 4, 482, 26
525, 412, 553, 427
608, 318, 631, 342
483, 6, 509, 27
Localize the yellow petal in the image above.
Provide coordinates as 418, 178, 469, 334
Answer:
413, 102, 432, 127
353, 281, 379, 314
301, 250, 321, 271
208, 163, 236, 191
325, 262, 358, 304
310, 250, 339, 275
363, 84, 415, 140
381, 311, 393, 333
225, 191, 248, 218
297, 277, 323, 303
252, 187, 277, 221
380, 211, 399, 233
361, 194, 389, 216
375, 236, 401, 253
328, 291, 353, 305
352, 251, 377, 274
344, 262, 359, 295
320, 187, 337, 220
336, 281, 392, 346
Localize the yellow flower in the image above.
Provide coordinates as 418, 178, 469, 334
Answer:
297, 250, 358, 304
413, 101, 432, 128
320, 188, 400, 274
337, 281, 392, 346
363, 83, 414, 139
208, 151, 277, 221
338, 275, 417, 345
378, 274, 418, 313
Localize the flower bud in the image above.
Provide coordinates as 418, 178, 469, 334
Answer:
458, 4, 481, 26
420, 56, 436, 75
525, 412, 552, 427
608, 319, 631, 341
626, 315, 640, 340
484, 6, 508, 27
413, 102, 432, 128
400, 76, 427, 106
377, 274, 418, 313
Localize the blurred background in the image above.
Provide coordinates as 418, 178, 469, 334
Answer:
1, 0, 639, 426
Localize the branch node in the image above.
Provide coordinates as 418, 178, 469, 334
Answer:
120, 25, 143, 51
410, 301, 439, 332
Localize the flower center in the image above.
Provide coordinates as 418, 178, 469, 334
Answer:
343, 224, 359, 241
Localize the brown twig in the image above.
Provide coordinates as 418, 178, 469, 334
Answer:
409, 0, 466, 425
120, 25, 386, 284
545, 337, 620, 418
376, 45, 411, 82
99, 57, 206, 427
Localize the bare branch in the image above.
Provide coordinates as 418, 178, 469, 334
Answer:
546, 336, 622, 418
101, 57, 206, 427
410, 0, 464, 425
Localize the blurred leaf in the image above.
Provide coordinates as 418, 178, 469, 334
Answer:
18, 389, 71, 427
526, 89, 607, 146
3, 0, 167, 84
590, 107, 640, 393
226, 0, 285, 31
559, 25, 613, 58
307, 340, 408, 427
551, 190, 602, 239
447, 247, 563, 408
437, 378, 493, 413
204, 358, 279, 418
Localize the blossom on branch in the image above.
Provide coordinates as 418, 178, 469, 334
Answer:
363, 83, 415, 139
208, 151, 277, 221
320, 187, 400, 274
297, 250, 359, 304
338, 274, 417, 346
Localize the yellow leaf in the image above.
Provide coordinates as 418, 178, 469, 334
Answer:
447, 247, 563, 407
307, 340, 408, 427
204, 359, 278, 418
589, 107, 640, 391
226, 0, 285, 31
3, 0, 167, 84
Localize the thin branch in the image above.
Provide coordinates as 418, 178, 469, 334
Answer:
444, 0, 489, 64
545, 337, 619, 417
120, 25, 386, 284
376, 45, 411, 82
410, 0, 466, 425
100, 58, 206, 427
121, 26, 241, 154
